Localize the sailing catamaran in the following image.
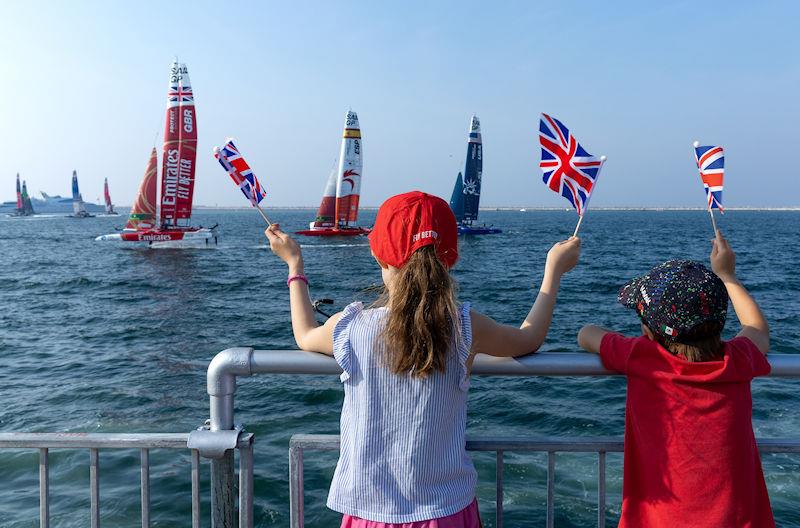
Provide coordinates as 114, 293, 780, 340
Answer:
96, 60, 217, 244
103, 178, 118, 215
296, 110, 370, 236
21, 179, 35, 216
10, 174, 35, 216
71, 170, 94, 218
448, 115, 501, 235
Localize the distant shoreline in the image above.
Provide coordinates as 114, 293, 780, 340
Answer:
192, 205, 800, 212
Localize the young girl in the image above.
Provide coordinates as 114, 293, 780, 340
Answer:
266, 191, 580, 527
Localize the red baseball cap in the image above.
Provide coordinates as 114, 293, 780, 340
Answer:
368, 191, 458, 269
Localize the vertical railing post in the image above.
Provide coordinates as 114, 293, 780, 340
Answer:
211, 454, 236, 527
210, 393, 237, 528
207, 348, 254, 528
239, 435, 254, 528
546, 451, 555, 528
289, 445, 304, 528
90, 448, 100, 528
495, 450, 504, 528
141, 448, 150, 528
39, 448, 49, 528
597, 451, 606, 528
192, 450, 202, 528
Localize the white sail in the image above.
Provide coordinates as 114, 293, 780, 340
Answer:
71, 170, 88, 216
334, 110, 363, 227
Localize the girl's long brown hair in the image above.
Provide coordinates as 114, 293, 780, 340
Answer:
380, 245, 460, 378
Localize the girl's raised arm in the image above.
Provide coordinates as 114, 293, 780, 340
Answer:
265, 225, 341, 355
471, 237, 581, 358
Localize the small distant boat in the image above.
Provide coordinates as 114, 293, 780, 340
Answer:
96, 60, 217, 244
103, 178, 118, 215
71, 170, 95, 218
21, 179, 35, 216
296, 110, 370, 237
9, 174, 35, 216
1, 191, 103, 214
449, 115, 501, 235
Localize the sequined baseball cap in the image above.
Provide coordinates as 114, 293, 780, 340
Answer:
618, 260, 728, 342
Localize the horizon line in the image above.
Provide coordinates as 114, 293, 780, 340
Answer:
190, 205, 800, 212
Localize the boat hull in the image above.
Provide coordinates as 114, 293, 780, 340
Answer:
295, 227, 371, 237
95, 227, 218, 244
458, 226, 502, 235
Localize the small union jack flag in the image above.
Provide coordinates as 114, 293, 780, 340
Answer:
168, 87, 194, 103
539, 114, 603, 215
214, 139, 266, 206
693, 142, 724, 212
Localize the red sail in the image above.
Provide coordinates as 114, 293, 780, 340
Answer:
160, 61, 181, 225
126, 148, 159, 230
311, 165, 338, 228
15, 173, 22, 210
160, 61, 197, 225
104, 178, 112, 209
175, 63, 197, 220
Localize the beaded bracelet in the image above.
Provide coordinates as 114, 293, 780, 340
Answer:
287, 274, 309, 288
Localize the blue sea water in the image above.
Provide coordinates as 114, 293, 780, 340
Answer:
1, 209, 798, 527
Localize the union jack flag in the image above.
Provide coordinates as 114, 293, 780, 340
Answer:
214, 139, 266, 206
693, 142, 724, 212
168, 87, 194, 103
539, 113, 603, 215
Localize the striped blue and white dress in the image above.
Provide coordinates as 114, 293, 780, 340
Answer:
327, 301, 478, 524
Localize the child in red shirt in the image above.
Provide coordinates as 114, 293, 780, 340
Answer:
578, 230, 774, 528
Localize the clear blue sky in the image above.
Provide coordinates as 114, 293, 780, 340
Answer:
1, 1, 798, 208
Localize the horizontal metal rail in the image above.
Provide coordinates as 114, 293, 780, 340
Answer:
289, 434, 800, 528
205, 349, 800, 527
207, 349, 800, 454
202, 349, 800, 528
0, 432, 255, 528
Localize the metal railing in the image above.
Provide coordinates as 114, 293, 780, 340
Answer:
0, 431, 254, 528
204, 348, 800, 527
5, 350, 798, 527
289, 435, 800, 528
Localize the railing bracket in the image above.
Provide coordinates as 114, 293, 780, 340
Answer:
188, 423, 245, 459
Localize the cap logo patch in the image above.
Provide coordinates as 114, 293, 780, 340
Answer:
640, 286, 651, 305
412, 230, 438, 242
662, 325, 677, 337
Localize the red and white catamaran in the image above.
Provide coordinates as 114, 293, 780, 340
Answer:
96, 60, 216, 244
296, 110, 370, 236
103, 178, 118, 215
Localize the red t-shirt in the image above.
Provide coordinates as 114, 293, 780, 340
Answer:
600, 333, 774, 528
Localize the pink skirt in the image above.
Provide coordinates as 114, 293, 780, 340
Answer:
340, 499, 481, 528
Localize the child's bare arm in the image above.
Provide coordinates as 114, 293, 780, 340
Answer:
266, 225, 338, 355
471, 237, 580, 358
577, 325, 613, 354
710, 230, 769, 355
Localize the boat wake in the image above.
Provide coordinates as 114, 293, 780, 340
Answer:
251, 243, 370, 249
300, 243, 370, 248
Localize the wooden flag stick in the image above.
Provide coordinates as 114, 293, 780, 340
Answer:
572, 215, 585, 237
708, 207, 718, 234
254, 204, 273, 226
572, 155, 606, 238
